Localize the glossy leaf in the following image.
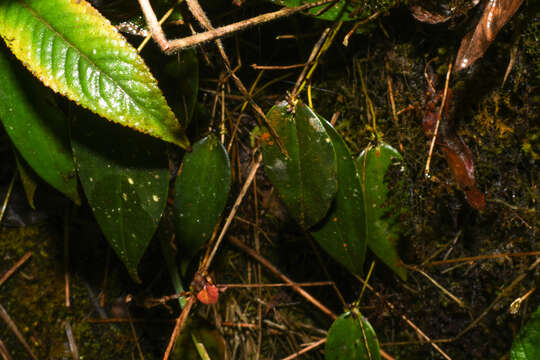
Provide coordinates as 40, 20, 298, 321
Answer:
455, 0, 524, 71
174, 134, 231, 260
311, 118, 366, 275
357, 143, 406, 280
71, 111, 169, 282
0, 0, 189, 148
0, 44, 80, 204
511, 305, 540, 360
326, 310, 381, 360
261, 101, 337, 229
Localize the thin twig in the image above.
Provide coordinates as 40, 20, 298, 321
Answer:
202, 153, 262, 271
162, 296, 195, 360
424, 251, 540, 267
64, 321, 80, 360
0, 338, 13, 360
353, 275, 452, 360
0, 252, 32, 288
412, 267, 466, 308
251, 63, 305, 70
0, 304, 37, 360
453, 257, 540, 340
229, 236, 337, 320
425, 62, 452, 176
166, 0, 337, 52
64, 206, 71, 307
291, 28, 331, 98
282, 338, 326, 360
0, 171, 16, 226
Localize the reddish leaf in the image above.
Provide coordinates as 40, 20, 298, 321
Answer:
455, 0, 524, 71
196, 285, 219, 305
423, 88, 486, 210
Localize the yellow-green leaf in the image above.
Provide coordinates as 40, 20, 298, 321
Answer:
0, 0, 189, 148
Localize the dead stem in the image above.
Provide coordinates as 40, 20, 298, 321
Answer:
425, 61, 453, 176
251, 63, 305, 70
0, 171, 16, 226
424, 251, 540, 267
0, 304, 37, 360
453, 256, 540, 340
63, 321, 80, 360
0, 338, 13, 360
0, 252, 32, 288
229, 235, 338, 320
162, 296, 195, 360
353, 275, 452, 360
202, 153, 262, 271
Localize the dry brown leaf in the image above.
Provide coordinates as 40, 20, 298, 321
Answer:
455, 0, 524, 71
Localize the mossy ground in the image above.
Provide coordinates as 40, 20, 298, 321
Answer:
1, 1, 538, 359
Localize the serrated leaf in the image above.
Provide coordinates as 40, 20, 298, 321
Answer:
174, 134, 231, 260
0, 44, 80, 204
71, 110, 169, 282
357, 143, 406, 280
326, 310, 381, 360
260, 101, 337, 229
511, 305, 540, 360
311, 118, 366, 275
0, 0, 189, 148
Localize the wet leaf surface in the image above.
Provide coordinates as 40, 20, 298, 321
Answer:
261, 101, 337, 229
455, 0, 525, 71
71, 110, 169, 282
0, 0, 189, 148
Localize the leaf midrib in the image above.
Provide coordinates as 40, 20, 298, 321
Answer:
17, 0, 155, 122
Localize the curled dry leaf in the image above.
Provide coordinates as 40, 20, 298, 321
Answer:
423, 87, 486, 210
455, 0, 525, 71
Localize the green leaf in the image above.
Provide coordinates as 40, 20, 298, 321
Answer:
15, 153, 38, 210
0, 44, 80, 204
0, 0, 189, 148
165, 49, 199, 128
311, 118, 366, 274
260, 101, 337, 229
326, 310, 381, 360
357, 143, 406, 280
511, 305, 540, 360
174, 134, 231, 260
271, 0, 359, 21
71, 110, 169, 282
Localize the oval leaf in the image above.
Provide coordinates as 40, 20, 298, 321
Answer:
326, 311, 381, 360
0, 0, 189, 148
0, 44, 79, 204
261, 101, 337, 229
511, 305, 540, 360
311, 118, 366, 274
357, 143, 406, 280
71, 110, 169, 282
174, 134, 231, 260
